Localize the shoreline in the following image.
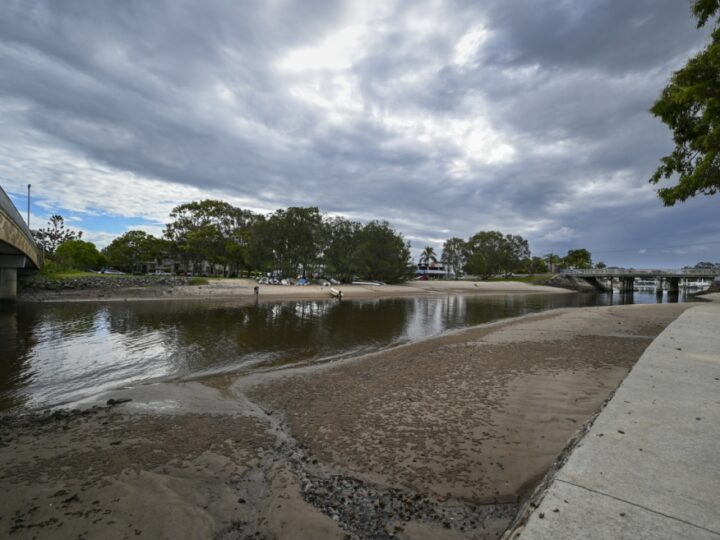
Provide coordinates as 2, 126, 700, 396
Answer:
17, 277, 573, 303
0, 302, 692, 539
505, 300, 720, 539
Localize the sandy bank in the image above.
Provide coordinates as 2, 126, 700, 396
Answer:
19, 277, 572, 303
0, 303, 690, 539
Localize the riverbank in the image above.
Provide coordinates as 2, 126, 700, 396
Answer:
17, 277, 572, 303
0, 303, 690, 539
505, 300, 720, 539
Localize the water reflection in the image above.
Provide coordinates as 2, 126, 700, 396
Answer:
0, 290, 694, 411
604, 289, 685, 305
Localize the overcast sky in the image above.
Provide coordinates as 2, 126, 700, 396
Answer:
1, 0, 718, 267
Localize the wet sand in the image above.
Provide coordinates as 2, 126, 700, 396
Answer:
0, 303, 690, 539
19, 278, 571, 303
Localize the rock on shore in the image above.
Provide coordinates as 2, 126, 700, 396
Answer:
543, 274, 606, 292
19, 275, 189, 294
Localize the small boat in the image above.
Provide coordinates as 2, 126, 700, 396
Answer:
329, 287, 342, 298
635, 279, 657, 290
683, 280, 710, 289
352, 281, 383, 286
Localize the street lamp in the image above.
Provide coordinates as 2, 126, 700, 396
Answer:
27, 184, 31, 228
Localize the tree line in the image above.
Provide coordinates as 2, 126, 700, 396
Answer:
436, 233, 596, 279
33, 201, 414, 283
32, 199, 601, 283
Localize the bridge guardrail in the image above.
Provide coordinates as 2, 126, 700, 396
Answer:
561, 268, 719, 277
0, 184, 42, 259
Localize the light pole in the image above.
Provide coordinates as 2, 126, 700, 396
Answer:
27, 184, 31, 228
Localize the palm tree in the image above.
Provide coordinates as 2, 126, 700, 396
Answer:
419, 246, 437, 276
543, 252, 562, 273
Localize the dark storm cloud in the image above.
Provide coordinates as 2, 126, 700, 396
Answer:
0, 0, 717, 265
479, 0, 706, 73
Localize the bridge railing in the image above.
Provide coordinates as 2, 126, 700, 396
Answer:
561, 268, 719, 277
0, 184, 41, 254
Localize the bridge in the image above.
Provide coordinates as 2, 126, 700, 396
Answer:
562, 268, 719, 293
0, 185, 43, 300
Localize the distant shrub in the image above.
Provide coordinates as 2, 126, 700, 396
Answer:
39, 259, 65, 275
55, 240, 105, 271
188, 277, 209, 285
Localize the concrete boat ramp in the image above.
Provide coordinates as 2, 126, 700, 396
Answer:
505, 299, 720, 539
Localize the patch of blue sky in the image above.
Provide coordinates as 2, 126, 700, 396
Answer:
6, 190, 162, 244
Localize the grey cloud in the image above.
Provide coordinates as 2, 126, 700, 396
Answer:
479, 0, 709, 74
0, 0, 717, 267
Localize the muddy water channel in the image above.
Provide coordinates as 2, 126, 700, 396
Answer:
0, 291, 689, 411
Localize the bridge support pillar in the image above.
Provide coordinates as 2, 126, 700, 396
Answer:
0, 267, 17, 301
0, 255, 27, 301
621, 277, 634, 294
667, 277, 680, 293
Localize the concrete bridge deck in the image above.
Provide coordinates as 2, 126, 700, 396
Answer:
561, 268, 718, 294
0, 185, 42, 299
504, 298, 720, 539
563, 268, 719, 279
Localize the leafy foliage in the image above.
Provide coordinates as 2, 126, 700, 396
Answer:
54, 240, 105, 271
323, 217, 362, 282
419, 246, 437, 266
164, 200, 255, 275
563, 248, 593, 269
464, 231, 530, 278
543, 253, 563, 272
523, 256, 548, 274
32, 215, 83, 258
247, 207, 324, 278
103, 230, 169, 273
650, 0, 720, 204
441, 237, 466, 279
351, 221, 413, 282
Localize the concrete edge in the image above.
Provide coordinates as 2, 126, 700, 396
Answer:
499, 387, 618, 538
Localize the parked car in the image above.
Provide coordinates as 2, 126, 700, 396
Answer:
101, 268, 126, 275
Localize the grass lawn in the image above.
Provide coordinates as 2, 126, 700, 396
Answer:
485, 274, 553, 284
457, 274, 553, 285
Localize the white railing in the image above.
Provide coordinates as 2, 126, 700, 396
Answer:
562, 268, 719, 277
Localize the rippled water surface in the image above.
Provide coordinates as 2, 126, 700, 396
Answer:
0, 290, 693, 411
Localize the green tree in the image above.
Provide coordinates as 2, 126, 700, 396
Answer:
650, 0, 720, 204
563, 248, 593, 269
246, 207, 324, 277
464, 231, 530, 278
323, 217, 362, 282
55, 239, 104, 270
165, 200, 255, 275
595, 261, 607, 269
543, 252, 563, 273
32, 215, 83, 258
246, 215, 275, 274
505, 234, 531, 271
441, 237, 466, 279
103, 230, 168, 273
524, 256, 548, 274
351, 221, 413, 283
419, 246, 437, 274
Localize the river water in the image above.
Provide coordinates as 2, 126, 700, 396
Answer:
0, 290, 693, 411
